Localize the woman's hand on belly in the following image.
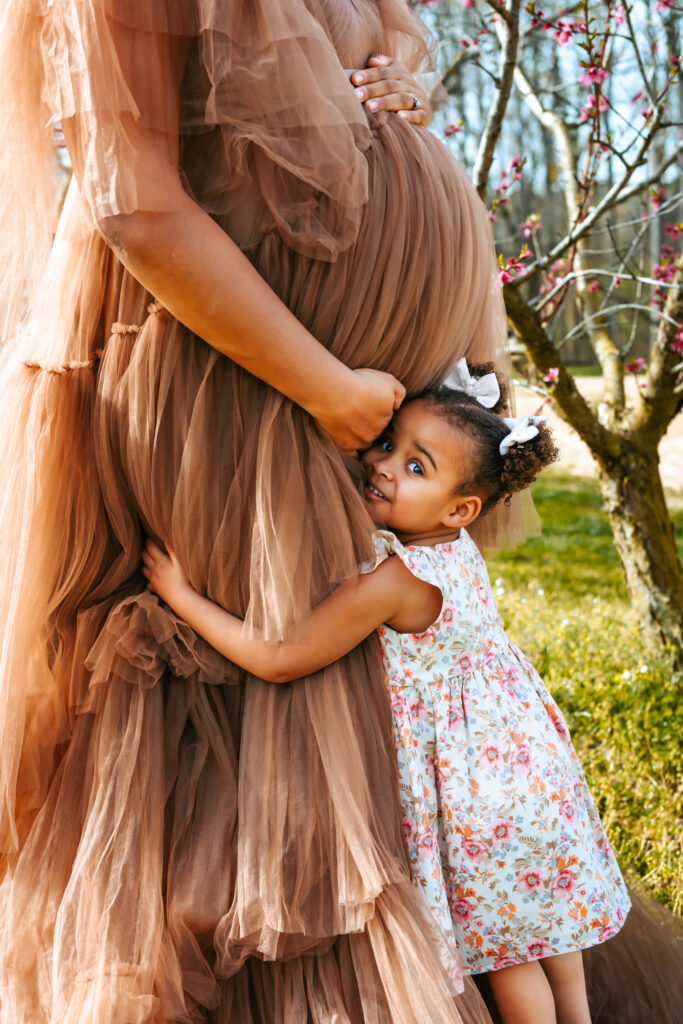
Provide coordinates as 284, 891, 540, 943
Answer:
310, 367, 405, 452
352, 56, 431, 127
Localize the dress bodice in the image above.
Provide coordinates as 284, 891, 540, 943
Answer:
315, 0, 384, 67
370, 530, 510, 678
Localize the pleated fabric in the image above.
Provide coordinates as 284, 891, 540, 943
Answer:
0, 1, 522, 1021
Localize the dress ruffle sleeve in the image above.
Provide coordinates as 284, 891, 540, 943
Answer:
368, 530, 445, 596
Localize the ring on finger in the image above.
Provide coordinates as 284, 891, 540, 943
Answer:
409, 94, 421, 110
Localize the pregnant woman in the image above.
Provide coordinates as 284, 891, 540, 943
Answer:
0, 1, 519, 1020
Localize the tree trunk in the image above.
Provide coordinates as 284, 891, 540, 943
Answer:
597, 445, 683, 662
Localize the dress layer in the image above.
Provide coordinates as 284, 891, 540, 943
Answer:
0, 0, 513, 1020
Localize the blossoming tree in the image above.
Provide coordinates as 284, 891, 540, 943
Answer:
417, 0, 683, 657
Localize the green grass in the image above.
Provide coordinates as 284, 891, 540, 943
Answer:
487, 473, 683, 914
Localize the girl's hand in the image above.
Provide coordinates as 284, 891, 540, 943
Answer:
352, 55, 431, 127
142, 540, 192, 610
312, 367, 405, 452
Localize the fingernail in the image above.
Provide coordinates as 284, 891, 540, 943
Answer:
352, 73, 363, 84
398, 110, 408, 118
355, 87, 365, 100
367, 100, 378, 111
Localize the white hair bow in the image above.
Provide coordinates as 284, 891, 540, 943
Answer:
499, 416, 547, 456
443, 358, 500, 409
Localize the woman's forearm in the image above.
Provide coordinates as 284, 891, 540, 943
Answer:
102, 201, 350, 422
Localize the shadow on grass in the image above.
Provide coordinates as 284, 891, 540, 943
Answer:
488, 471, 683, 603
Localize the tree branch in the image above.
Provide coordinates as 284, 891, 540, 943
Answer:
510, 108, 670, 286
502, 285, 620, 459
473, 0, 522, 199
634, 253, 683, 441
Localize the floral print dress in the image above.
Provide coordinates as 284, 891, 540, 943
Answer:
369, 529, 631, 976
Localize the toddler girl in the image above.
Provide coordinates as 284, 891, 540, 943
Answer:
143, 365, 630, 1024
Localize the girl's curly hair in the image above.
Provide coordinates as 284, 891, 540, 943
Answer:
415, 370, 558, 516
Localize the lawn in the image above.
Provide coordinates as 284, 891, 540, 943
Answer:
487, 473, 683, 914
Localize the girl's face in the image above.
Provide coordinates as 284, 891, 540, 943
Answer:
361, 401, 481, 543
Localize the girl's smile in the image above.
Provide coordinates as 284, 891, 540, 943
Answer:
361, 401, 481, 544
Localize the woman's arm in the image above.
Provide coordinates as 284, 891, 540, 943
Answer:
93, 192, 404, 451
61, 22, 404, 453
142, 541, 442, 683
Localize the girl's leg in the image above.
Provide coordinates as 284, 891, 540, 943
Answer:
540, 951, 591, 1024
487, 960, 557, 1024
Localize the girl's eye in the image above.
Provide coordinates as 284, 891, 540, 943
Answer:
407, 459, 424, 475
378, 436, 393, 452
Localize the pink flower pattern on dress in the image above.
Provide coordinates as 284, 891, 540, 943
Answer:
367, 529, 631, 976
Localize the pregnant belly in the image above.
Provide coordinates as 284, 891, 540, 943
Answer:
249, 113, 504, 395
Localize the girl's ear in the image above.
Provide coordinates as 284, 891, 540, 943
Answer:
441, 494, 482, 530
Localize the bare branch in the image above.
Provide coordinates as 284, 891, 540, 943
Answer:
473, 0, 522, 199
511, 108, 671, 286
635, 252, 683, 439
512, 63, 580, 221
482, 0, 515, 27
621, 0, 658, 111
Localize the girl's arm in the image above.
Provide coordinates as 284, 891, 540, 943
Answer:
142, 541, 442, 683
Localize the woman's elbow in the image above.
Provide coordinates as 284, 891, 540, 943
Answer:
96, 210, 161, 262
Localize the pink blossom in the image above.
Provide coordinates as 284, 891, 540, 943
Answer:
614, 5, 625, 23
526, 938, 553, 959
625, 357, 647, 374
517, 867, 544, 893
655, 0, 673, 10
671, 328, 683, 356
587, 279, 599, 293
451, 897, 473, 925
490, 819, 516, 846
579, 93, 608, 122
511, 743, 533, 772
550, 869, 578, 898
444, 123, 461, 138
543, 367, 559, 384
554, 21, 573, 44
651, 187, 665, 210
479, 742, 502, 767
558, 799, 577, 824
498, 269, 515, 286
579, 66, 609, 87
461, 836, 489, 862
664, 223, 680, 240
462, 0, 474, 7
519, 214, 542, 237
612, 276, 622, 288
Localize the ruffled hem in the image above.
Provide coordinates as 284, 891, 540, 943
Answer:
84, 589, 235, 695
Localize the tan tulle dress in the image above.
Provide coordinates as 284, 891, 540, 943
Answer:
0, 1, 534, 1022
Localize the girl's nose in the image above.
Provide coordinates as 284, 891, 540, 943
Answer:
376, 455, 394, 479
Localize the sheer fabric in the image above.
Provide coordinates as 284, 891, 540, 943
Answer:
0, 0, 522, 1020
